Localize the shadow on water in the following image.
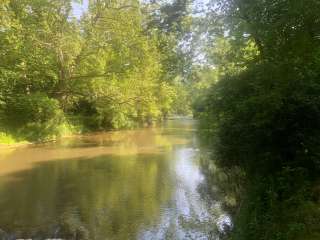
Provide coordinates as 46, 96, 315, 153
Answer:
0, 154, 173, 240
0, 119, 233, 240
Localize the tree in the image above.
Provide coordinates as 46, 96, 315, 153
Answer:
0, 0, 192, 141
198, 0, 320, 239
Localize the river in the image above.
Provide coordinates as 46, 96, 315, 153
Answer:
0, 119, 231, 240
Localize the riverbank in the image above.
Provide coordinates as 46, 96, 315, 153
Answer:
0, 116, 193, 149
0, 132, 30, 148
0, 142, 31, 149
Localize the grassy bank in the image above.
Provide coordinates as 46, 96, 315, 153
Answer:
0, 132, 30, 148
0, 132, 17, 145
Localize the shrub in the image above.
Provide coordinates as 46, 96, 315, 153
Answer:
3, 93, 65, 141
0, 132, 16, 144
200, 61, 320, 240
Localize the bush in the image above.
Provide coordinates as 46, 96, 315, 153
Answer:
0, 132, 16, 144
203, 62, 320, 176
200, 61, 320, 240
2, 93, 65, 141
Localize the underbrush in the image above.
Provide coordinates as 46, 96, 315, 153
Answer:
0, 132, 17, 144
199, 61, 320, 240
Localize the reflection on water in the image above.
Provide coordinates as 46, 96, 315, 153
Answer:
0, 119, 231, 239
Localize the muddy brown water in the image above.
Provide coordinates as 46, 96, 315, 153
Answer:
0, 119, 231, 240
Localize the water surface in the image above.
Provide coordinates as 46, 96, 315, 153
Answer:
0, 119, 230, 239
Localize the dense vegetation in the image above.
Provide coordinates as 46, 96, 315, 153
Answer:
1, 0, 320, 239
196, 0, 320, 239
0, 0, 194, 142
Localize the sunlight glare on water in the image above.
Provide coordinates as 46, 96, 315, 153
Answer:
0, 119, 231, 240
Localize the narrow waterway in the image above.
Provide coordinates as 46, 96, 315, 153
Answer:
0, 119, 231, 240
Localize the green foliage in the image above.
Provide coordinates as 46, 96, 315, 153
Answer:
232, 168, 320, 240
197, 0, 320, 239
0, 0, 195, 142
3, 93, 65, 141
204, 62, 320, 174
0, 132, 16, 144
